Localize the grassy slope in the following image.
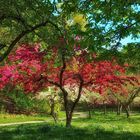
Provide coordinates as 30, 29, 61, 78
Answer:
0, 112, 140, 140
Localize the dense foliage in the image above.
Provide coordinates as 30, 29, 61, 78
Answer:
0, 43, 139, 126
0, 0, 140, 63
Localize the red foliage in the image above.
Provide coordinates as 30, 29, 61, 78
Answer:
0, 44, 139, 95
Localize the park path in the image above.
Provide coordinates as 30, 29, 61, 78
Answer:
0, 121, 47, 127
0, 112, 88, 127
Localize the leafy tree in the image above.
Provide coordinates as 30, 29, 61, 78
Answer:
0, 43, 138, 127
0, 86, 36, 114
121, 43, 140, 73
37, 87, 62, 123
0, 0, 140, 63
111, 85, 140, 118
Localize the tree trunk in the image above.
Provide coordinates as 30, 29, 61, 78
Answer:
61, 74, 83, 127
88, 109, 92, 119
66, 112, 72, 127
49, 98, 58, 123
120, 105, 122, 114
117, 101, 121, 115
87, 103, 92, 119
52, 113, 58, 123
128, 105, 130, 112
123, 105, 130, 118
103, 101, 106, 115
63, 93, 73, 127
125, 108, 130, 118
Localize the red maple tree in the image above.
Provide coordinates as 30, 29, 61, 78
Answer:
0, 43, 138, 127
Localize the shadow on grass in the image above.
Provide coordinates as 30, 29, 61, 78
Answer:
0, 123, 140, 140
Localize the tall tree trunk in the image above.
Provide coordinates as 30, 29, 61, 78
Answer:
59, 69, 83, 127
62, 90, 73, 127
63, 93, 72, 127
66, 111, 72, 127
64, 91, 82, 127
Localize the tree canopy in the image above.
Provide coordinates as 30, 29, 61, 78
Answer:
0, 0, 140, 63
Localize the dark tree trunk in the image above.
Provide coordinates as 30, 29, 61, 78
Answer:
62, 90, 73, 127
64, 75, 83, 127
123, 105, 130, 118
125, 108, 130, 118
66, 112, 72, 127
49, 52, 84, 127
117, 101, 121, 115
103, 101, 106, 115
86, 102, 92, 119
88, 103, 92, 119
63, 90, 82, 127
88, 109, 92, 119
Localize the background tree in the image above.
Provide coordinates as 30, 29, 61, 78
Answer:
111, 86, 140, 118
37, 87, 62, 123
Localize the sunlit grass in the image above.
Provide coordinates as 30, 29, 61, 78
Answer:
0, 112, 140, 140
0, 113, 49, 124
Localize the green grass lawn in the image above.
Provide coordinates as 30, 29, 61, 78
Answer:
0, 114, 49, 124
0, 111, 84, 124
0, 112, 140, 140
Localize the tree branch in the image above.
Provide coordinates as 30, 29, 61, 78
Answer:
0, 20, 50, 62
70, 74, 83, 114
0, 19, 64, 62
59, 53, 66, 86
111, 20, 139, 49
0, 43, 6, 50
